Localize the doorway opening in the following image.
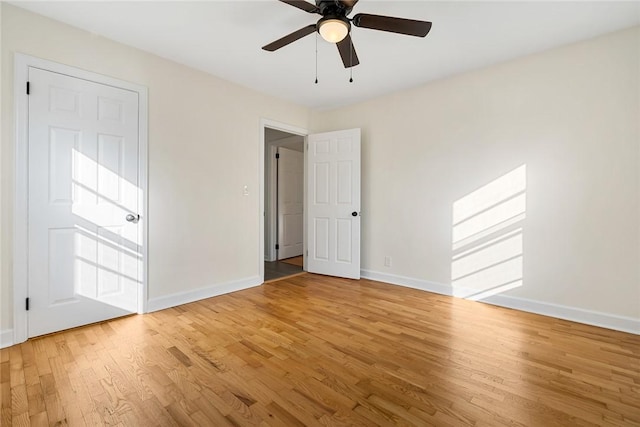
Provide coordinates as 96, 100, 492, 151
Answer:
259, 123, 361, 282
260, 121, 308, 282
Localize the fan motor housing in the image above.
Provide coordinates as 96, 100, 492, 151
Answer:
316, 0, 353, 16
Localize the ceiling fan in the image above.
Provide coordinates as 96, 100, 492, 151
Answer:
262, 0, 432, 68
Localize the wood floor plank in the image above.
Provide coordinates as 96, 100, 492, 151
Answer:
2, 273, 639, 426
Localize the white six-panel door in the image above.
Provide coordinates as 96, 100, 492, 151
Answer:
277, 147, 304, 260
306, 129, 361, 279
28, 67, 141, 337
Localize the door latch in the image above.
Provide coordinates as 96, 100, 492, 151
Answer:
126, 214, 140, 223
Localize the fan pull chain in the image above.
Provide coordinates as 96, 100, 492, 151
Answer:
349, 31, 354, 83
315, 32, 319, 84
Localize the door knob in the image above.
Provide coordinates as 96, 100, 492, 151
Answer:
352, 211, 358, 217
126, 213, 140, 223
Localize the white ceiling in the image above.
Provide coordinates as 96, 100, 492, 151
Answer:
12, 1, 640, 110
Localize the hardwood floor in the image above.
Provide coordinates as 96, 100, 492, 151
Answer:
2, 274, 639, 426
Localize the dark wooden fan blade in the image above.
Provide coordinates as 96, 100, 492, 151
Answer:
262, 24, 317, 51
279, 0, 320, 14
352, 13, 432, 37
336, 34, 360, 68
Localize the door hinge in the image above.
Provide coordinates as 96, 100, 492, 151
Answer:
275, 244, 280, 250
26, 81, 30, 95
306, 250, 308, 257
275, 153, 280, 159
26, 298, 30, 311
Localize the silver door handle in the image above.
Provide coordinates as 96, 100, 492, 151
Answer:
126, 214, 140, 223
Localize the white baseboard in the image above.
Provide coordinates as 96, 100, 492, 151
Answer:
361, 269, 639, 335
361, 269, 453, 296
147, 276, 262, 313
482, 293, 640, 335
0, 329, 14, 349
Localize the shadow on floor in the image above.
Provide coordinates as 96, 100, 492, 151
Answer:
265, 258, 304, 282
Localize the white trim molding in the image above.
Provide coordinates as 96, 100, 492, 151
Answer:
13, 53, 149, 344
0, 330, 14, 349
361, 269, 453, 296
361, 269, 640, 335
147, 276, 262, 313
482, 293, 640, 335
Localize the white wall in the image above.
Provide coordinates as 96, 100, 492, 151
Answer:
0, 3, 7, 346
0, 4, 310, 332
312, 27, 640, 327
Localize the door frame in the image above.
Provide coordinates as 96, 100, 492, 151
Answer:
275, 145, 305, 261
266, 144, 278, 262
266, 138, 304, 262
13, 53, 149, 344
259, 119, 308, 282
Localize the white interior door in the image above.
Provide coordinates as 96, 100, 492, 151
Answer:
277, 147, 304, 260
28, 67, 142, 337
306, 128, 361, 279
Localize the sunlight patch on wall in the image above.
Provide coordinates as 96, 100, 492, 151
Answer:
451, 165, 526, 300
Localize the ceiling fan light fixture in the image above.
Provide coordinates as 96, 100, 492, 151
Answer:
318, 17, 349, 43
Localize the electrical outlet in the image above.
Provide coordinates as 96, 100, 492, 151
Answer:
384, 256, 392, 267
